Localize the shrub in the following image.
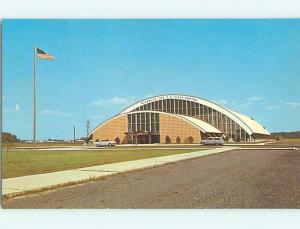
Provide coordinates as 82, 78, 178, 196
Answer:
176, 136, 181, 144
165, 135, 171, 144
187, 136, 194, 144
115, 137, 121, 144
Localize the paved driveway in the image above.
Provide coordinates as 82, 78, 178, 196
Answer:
3, 148, 300, 208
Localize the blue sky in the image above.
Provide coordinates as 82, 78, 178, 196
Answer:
2, 19, 300, 140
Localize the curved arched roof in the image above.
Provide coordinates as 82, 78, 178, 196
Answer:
176, 114, 222, 134
229, 110, 270, 135
89, 110, 222, 136
128, 111, 222, 134
120, 94, 270, 136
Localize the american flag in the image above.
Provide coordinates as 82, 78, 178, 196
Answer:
37, 48, 55, 60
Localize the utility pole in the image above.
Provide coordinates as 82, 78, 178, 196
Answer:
85, 121, 91, 145
73, 125, 76, 144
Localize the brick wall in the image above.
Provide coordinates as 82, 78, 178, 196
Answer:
92, 115, 127, 144
160, 113, 201, 144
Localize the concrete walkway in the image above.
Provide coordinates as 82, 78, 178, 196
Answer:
37, 147, 212, 151
2, 147, 237, 196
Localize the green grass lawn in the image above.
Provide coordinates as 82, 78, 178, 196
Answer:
12, 143, 211, 149
2, 148, 201, 178
13, 142, 83, 148
270, 138, 300, 145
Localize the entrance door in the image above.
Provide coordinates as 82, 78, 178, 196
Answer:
136, 134, 160, 144
151, 134, 160, 143
137, 135, 149, 144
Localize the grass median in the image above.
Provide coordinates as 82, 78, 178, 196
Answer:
270, 138, 300, 145
2, 148, 201, 178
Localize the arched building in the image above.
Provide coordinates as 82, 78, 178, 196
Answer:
89, 94, 270, 144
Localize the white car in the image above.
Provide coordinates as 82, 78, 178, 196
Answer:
201, 137, 224, 145
95, 139, 116, 147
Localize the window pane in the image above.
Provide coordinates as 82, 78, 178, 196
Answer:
151, 113, 155, 131
159, 100, 162, 111
208, 107, 212, 124
191, 102, 195, 116
151, 102, 155, 110
127, 114, 131, 132
137, 113, 141, 132
167, 99, 171, 113
196, 103, 199, 117
178, 99, 182, 114
132, 114, 136, 132
183, 100, 187, 114
154, 101, 158, 111
155, 113, 160, 131
187, 101, 191, 115
236, 124, 241, 141
163, 100, 167, 112
141, 113, 145, 131
175, 99, 179, 114
213, 110, 216, 126
199, 104, 203, 119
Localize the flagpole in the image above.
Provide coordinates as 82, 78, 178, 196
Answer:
33, 46, 37, 150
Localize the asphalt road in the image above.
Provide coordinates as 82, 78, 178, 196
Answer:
3, 147, 300, 208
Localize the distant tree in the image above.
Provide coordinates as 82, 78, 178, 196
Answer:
2, 132, 18, 152
165, 135, 171, 144
115, 137, 121, 144
271, 131, 300, 139
176, 136, 181, 144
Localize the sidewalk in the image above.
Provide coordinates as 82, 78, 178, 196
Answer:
2, 147, 237, 196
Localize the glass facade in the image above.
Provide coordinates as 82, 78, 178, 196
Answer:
133, 98, 250, 141
128, 112, 160, 133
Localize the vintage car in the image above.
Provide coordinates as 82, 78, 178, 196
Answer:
95, 139, 116, 147
201, 137, 225, 145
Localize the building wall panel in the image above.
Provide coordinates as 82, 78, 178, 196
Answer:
160, 113, 201, 143
92, 115, 127, 144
